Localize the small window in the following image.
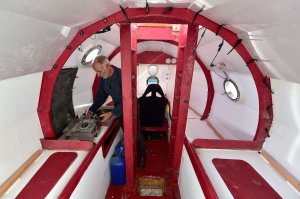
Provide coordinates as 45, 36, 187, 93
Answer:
224, 79, 240, 101
81, 45, 102, 65
147, 76, 159, 85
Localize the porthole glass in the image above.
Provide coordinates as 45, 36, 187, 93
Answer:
224, 79, 240, 101
81, 45, 102, 65
147, 76, 159, 85
148, 65, 158, 76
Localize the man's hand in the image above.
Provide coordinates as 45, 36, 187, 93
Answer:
85, 111, 93, 118
100, 112, 113, 122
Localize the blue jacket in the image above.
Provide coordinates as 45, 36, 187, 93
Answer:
89, 65, 122, 117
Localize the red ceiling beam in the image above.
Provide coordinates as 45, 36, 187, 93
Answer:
136, 26, 179, 41
171, 24, 199, 173
120, 23, 137, 185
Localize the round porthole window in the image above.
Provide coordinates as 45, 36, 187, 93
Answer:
147, 76, 159, 85
224, 79, 240, 101
81, 45, 102, 65
148, 65, 158, 76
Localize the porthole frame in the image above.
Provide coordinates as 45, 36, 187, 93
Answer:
223, 79, 240, 102
81, 45, 102, 65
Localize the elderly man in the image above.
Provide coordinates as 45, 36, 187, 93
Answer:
86, 55, 122, 124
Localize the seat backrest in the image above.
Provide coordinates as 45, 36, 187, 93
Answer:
138, 84, 167, 127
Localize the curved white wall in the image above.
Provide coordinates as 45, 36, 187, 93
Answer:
189, 63, 208, 116
0, 73, 44, 184
264, 79, 300, 182
208, 72, 259, 140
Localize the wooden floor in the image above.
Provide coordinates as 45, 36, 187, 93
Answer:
105, 135, 180, 199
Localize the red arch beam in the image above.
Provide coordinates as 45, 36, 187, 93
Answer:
38, 7, 272, 151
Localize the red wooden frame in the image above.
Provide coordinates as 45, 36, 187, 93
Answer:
120, 23, 137, 185
171, 25, 199, 173
37, 6, 273, 191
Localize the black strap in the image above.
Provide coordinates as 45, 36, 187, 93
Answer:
210, 39, 224, 67
227, 39, 242, 55
120, 5, 131, 23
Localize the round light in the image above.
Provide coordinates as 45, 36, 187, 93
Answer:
166, 58, 171, 64
81, 45, 102, 65
171, 58, 177, 64
224, 79, 240, 101
148, 65, 158, 76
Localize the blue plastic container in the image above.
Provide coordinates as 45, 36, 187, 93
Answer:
110, 143, 126, 185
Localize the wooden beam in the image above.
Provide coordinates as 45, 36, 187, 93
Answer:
261, 151, 300, 192
0, 150, 42, 196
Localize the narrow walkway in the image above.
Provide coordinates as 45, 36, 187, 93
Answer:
105, 136, 180, 199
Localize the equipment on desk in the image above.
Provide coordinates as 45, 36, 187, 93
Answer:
63, 107, 113, 141
63, 115, 99, 141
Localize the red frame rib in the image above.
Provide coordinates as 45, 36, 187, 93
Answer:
171, 25, 199, 173
120, 23, 137, 185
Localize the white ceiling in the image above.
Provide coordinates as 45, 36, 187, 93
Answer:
1, 0, 300, 84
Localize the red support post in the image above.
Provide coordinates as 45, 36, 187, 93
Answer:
120, 23, 137, 185
171, 24, 199, 174
169, 25, 187, 164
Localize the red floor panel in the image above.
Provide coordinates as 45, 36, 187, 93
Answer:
213, 158, 282, 199
16, 152, 77, 199
105, 137, 180, 199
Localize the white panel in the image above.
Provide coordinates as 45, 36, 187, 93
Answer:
189, 63, 208, 115
72, 67, 95, 106
185, 119, 220, 141
202, 0, 300, 32
249, 24, 300, 84
208, 72, 259, 140
198, 149, 300, 199
0, 73, 44, 185
0, 0, 121, 27
179, 147, 205, 199
0, 11, 77, 80
264, 79, 300, 182
70, 131, 122, 199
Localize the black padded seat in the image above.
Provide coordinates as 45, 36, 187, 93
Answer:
138, 84, 168, 129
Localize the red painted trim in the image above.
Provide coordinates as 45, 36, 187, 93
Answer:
41, 139, 93, 150
184, 138, 219, 199
38, 7, 271, 153
169, 26, 187, 165
172, 25, 199, 173
58, 119, 119, 199
195, 57, 214, 120
192, 139, 262, 150
120, 23, 137, 185
138, 51, 176, 65
136, 26, 179, 41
